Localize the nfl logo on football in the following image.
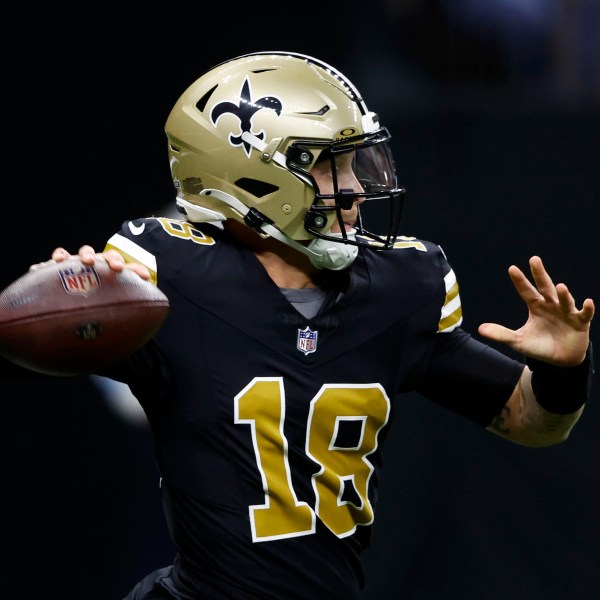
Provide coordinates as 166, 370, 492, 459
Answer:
59, 264, 101, 296
297, 326, 318, 355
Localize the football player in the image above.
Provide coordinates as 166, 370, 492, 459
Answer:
19, 51, 597, 598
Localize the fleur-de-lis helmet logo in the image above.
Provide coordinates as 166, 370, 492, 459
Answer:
210, 77, 282, 157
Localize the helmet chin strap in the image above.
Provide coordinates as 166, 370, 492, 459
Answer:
304, 234, 359, 271
177, 190, 358, 271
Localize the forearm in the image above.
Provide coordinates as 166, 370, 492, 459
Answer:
487, 345, 593, 447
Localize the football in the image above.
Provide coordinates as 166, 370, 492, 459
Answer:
0, 258, 170, 376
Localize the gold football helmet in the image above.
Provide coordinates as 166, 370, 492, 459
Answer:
165, 51, 404, 269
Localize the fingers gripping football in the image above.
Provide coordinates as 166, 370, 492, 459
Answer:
30, 246, 151, 281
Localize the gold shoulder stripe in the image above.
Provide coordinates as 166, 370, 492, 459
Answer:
104, 233, 159, 286
438, 269, 463, 333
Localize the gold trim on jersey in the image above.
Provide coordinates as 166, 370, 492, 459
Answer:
438, 269, 463, 333
104, 233, 159, 286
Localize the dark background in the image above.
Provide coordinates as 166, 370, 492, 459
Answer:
2, 1, 599, 598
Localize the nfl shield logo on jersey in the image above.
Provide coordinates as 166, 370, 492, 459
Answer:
297, 326, 318, 355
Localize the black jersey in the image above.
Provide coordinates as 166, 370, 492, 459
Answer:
100, 217, 523, 599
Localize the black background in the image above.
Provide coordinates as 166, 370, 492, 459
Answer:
2, 2, 599, 598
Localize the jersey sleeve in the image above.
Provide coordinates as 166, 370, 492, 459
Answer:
416, 328, 524, 426
103, 218, 161, 285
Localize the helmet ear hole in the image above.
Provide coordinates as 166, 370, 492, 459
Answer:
235, 178, 279, 198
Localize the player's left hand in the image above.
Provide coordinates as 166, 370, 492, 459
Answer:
478, 256, 594, 366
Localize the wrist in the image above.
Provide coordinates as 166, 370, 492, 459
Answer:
526, 344, 593, 414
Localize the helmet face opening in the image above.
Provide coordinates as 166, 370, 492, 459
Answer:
288, 129, 406, 249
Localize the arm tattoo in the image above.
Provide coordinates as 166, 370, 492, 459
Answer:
489, 405, 511, 435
